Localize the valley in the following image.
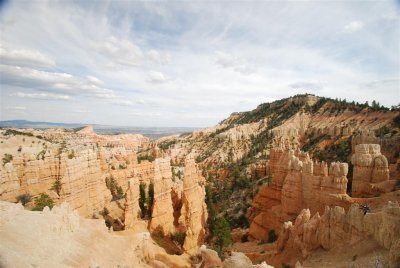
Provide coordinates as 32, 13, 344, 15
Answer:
1, 94, 399, 267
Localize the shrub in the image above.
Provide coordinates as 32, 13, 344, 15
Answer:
393, 114, 400, 128
32, 193, 54, 211
170, 232, 186, 247
68, 150, 75, 159
375, 125, 391, 138
158, 140, 177, 150
100, 207, 109, 216
267, 229, 277, 243
51, 178, 62, 196
4, 129, 34, 137
36, 150, 46, 160
16, 193, 32, 206
241, 234, 249, 242
137, 154, 155, 163
113, 186, 124, 201
2, 153, 13, 165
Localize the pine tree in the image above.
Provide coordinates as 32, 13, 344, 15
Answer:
139, 182, 147, 218
147, 181, 154, 218
212, 217, 232, 249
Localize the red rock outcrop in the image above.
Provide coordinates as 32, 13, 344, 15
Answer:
249, 148, 352, 240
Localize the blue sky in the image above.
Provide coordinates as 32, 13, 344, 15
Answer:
0, 0, 399, 127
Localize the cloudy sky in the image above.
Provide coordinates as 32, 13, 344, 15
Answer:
0, 0, 399, 127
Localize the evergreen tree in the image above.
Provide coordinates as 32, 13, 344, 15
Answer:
147, 181, 154, 218
139, 182, 147, 218
212, 217, 232, 249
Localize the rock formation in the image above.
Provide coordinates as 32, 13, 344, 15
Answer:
123, 178, 140, 229
149, 157, 175, 235
0, 200, 199, 268
352, 144, 395, 197
277, 201, 400, 268
0, 128, 149, 218
198, 246, 274, 268
249, 147, 351, 240
179, 155, 208, 253
128, 154, 208, 253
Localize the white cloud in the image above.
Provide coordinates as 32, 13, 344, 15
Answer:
147, 50, 171, 64
87, 75, 104, 86
364, 78, 399, 88
92, 36, 144, 68
11, 92, 71, 100
110, 99, 135, 106
0, 1, 397, 127
1, 64, 116, 99
6, 106, 27, 110
146, 71, 167, 83
215, 52, 257, 75
75, 109, 91, 113
344, 21, 364, 33
289, 80, 324, 91
0, 44, 55, 68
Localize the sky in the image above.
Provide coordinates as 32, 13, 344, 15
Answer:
0, 0, 399, 127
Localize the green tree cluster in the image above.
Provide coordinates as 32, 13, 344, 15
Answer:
32, 193, 54, 211
212, 217, 232, 255
138, 181, 154, 219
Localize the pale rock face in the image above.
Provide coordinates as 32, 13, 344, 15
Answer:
180, 155, 208, 253
127, 154, 208, 254
198, 246, 275, 268
352, 144, 391, 197
149, 157, 175, 235
0, 201, 188, 268
124, 178, 140, 229
277, 201, 400, 266
198, 245, 223, 268
0, 128, 149, 218
222, 252, 254, 268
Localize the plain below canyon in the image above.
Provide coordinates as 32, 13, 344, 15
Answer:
1, 95, 400, 268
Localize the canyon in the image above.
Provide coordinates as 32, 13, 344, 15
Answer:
1, 95, 399, 267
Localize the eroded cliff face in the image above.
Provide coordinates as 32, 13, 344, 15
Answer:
0, 127, 210, 257
352, 144, 397, 197
126, 154, 209, 252
249, 147, 352, 240
179, 156, 208, 253
276, 201, 400, 268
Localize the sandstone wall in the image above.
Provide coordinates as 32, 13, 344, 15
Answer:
277, 201, 400, 268
149, 157, 175, 235
249, 148, 351, 240
352, 144, 394, 197
127, 155, 208, 253
0, 128, 148, 218
179, 156, 208, 253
